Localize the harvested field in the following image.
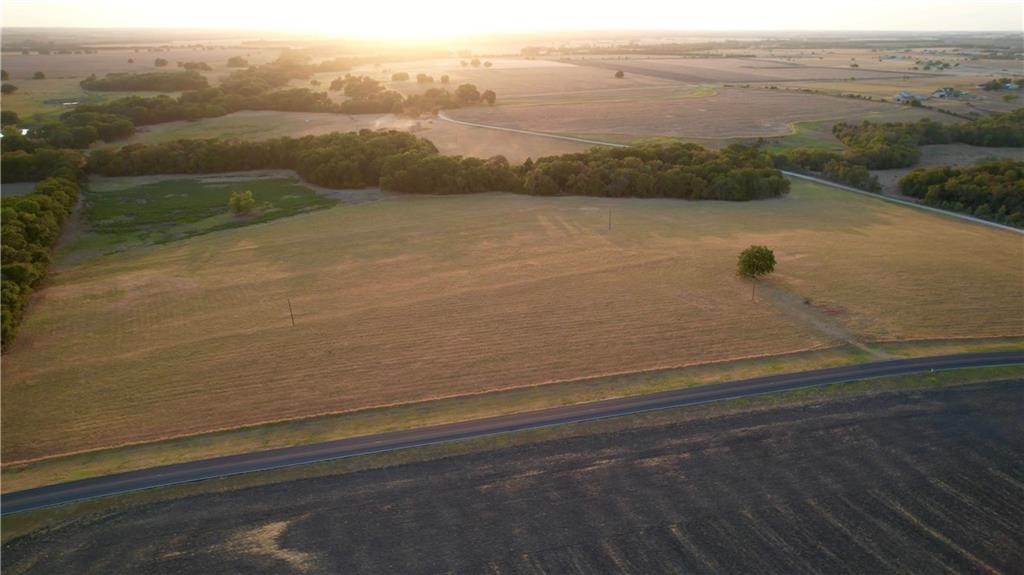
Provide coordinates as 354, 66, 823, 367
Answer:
115, 110, 591, 163
2, 179, 1021, 463
4, 380, 1022, 573
449, 87, 940, 139
576, 57, 926, 83
348, 58, 676, 98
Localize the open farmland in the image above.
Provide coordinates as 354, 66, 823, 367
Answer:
4, 379, 1022, 573
0, 46, 277, 80
575, 56, 932, 83
353, 57, 678, 98
448, 87, 943, 139
2, 179, 1021, 464
115, 110, 591, 162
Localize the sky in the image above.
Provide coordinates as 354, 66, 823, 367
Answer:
3, 0, 1022, 39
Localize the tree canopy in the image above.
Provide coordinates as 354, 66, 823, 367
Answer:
737, 245, 776, 279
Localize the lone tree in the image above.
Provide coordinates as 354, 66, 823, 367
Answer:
615, 70, 625, 78
32, 71, 45, 80
481, 89, 496, 105
737, 245, 776, 301
228, 190, 256, 215
1, 83, 18, 95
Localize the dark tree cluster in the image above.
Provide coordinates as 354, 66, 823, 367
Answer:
1, 160, 85, 345
898, 159, 1024, 226
1, 147, 85, 183
980, 77, 1022, 91
180, 61, 213, 72
80, 70, 209, 92
772, 148, 881, 192
515, 143, 790, 200
86, 131, 789, 202
87, 130, 437, 189
833, 110, 1024, 169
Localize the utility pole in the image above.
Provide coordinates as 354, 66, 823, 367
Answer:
288, 299, 295, 327
608, 208, 612, 233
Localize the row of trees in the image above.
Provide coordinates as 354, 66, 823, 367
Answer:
1, 162, 86, 345
1, 133, 790, 345
771, 147, 881, 192
80, 70, 209, 92
898, 159, 1023, 226
88, 132, 790, 201
832, 109, 1024, 169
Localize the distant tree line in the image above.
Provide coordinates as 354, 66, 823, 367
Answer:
1, 132, 789, 347
1, 151, 86, 346
5, 59, 499, 150
771, 148, 881, 192
832, 109, 1024, 169
80, 70, 210, 92
898, 159, 1023, 227
1, 147, 85, 183
88, 132, 789, 201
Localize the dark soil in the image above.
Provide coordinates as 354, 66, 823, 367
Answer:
4, 380, 1022, 574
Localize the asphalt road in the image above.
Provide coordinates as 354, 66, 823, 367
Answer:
3, 351, 1021, 515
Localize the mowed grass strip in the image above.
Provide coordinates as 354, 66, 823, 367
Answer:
2, 179, 1022, 462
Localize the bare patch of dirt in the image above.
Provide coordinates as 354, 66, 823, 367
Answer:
759, 280, 890, 358
225, 519, 317, 573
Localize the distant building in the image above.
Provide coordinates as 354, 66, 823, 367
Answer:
931, 87, 958, 99
894, 91, 918, 103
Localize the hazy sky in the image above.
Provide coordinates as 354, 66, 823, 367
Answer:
3, 0, 1022, 38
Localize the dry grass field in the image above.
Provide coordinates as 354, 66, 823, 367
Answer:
2, 178, 1021, 464
577, 56, 924, 83
5, 379, 1022, 573
449, 87, 940, 139
114, 110, 590, 162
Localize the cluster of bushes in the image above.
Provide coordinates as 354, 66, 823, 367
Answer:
1, 166, 85, 346
980, 78, 1021, 91
833, 109, 1024, 169
772, 148, 881, 192
1, 147, 85, 182
89, 132, 789, 201
898, 160, 1023, 226
181, 61, 213, 72
80, 70, 209, 92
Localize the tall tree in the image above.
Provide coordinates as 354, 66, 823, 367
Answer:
737, 245, 776, 301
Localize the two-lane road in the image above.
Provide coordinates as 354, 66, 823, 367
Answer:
3, 351, 1021, 515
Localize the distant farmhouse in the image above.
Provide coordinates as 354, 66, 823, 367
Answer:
894, 91, 920, 104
